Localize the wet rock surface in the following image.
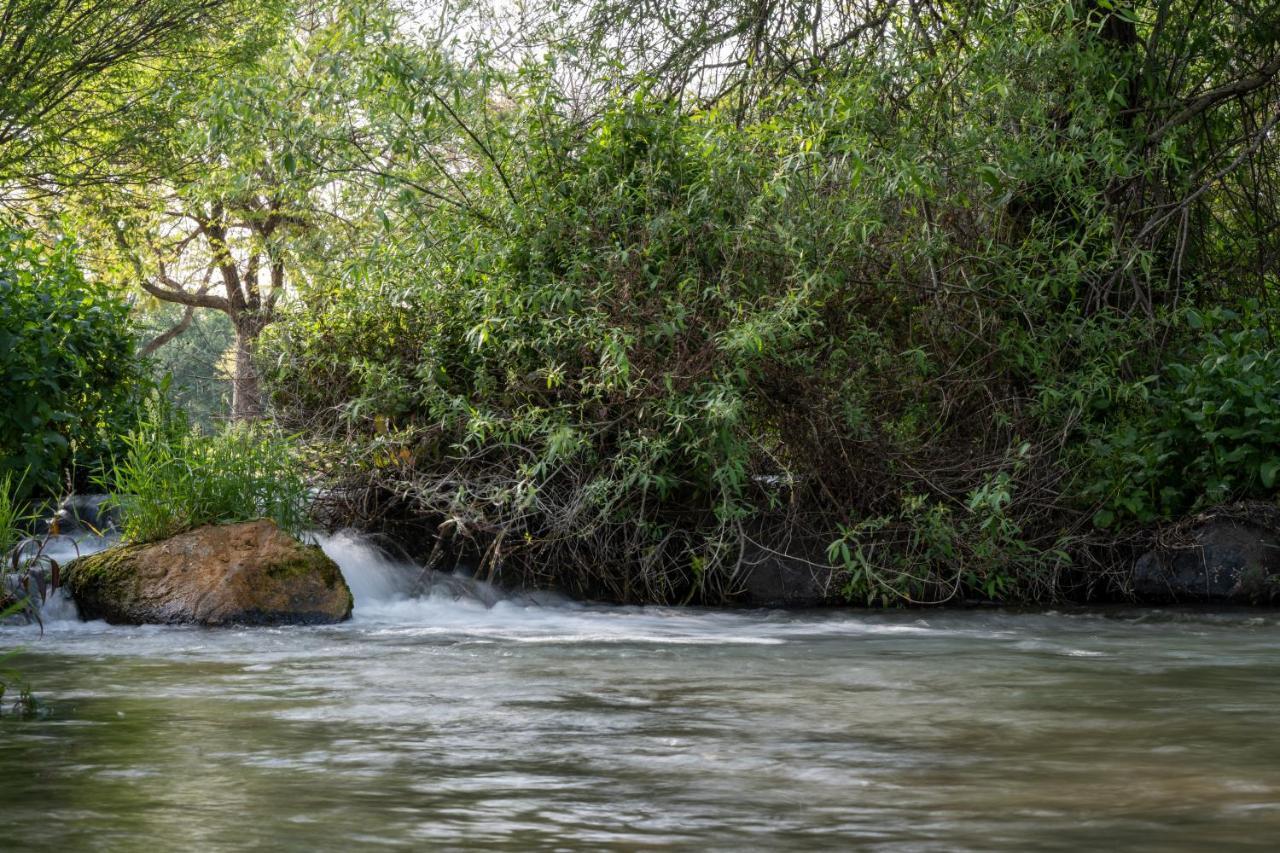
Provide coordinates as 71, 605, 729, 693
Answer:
65, 519, 353, 625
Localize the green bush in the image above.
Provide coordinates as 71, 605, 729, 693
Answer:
102, 404, 309, 543
0, 227, 147, 499
263, 3, 1280, 604
1087, 309, 1280, 527
267, 83, 1099, 603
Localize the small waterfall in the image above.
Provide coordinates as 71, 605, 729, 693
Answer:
314, 530, 510, 617
313, 530, 416, 605
3, 529, 113, 627
5, 525, 529, 631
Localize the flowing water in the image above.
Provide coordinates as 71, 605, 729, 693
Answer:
2, 532, 1279, 851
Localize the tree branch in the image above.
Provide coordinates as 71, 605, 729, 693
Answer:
140, 265, 231, 312
1147, 54, 1280, 145
139, 267, 216, 353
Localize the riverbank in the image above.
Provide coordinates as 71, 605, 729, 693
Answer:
10, 495, 1280, 621
333, 497, 1280, 609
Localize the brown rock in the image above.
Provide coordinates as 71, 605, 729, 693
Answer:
65, 520, 353, 626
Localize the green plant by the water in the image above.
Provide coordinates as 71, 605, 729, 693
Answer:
8, 0, 1280, 605
2, 472, 77, 628
265, 1, 1280, 603
101, 405, 309, 543
0, 472, 22, 560
1, 472, 40, 623
1087, 307, 1280, 527
2, 475, 41, 713
0, 227, 147, 500
1, 472, 23, 619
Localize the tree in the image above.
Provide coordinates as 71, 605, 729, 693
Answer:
92, 7, 382, 420
0, 0, 276, 195
84, 0, 498, 421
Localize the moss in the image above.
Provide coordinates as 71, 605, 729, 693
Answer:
65, 544, 149, 622
66, 546, 142, 593
264, 546, 338, 582
259, 545, 352, 618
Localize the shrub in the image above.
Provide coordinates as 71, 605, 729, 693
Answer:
263, 3, 1280, 604
266, 86, 1100, 603
102, 404, 309, 542
1087, 308, 1280, 527
0, 227, 147, 499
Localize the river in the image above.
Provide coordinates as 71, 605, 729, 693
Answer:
2, 532, 1279, 850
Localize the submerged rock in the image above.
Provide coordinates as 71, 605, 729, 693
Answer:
1133, 503, 1280, 603
65, 520, 353, 626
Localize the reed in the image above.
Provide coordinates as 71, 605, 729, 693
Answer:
103, 417, 309, 543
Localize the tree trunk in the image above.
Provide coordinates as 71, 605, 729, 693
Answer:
231, 324, 263, 422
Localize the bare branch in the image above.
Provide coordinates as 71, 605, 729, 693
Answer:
1147, 54, 1280, 145
142, 261, 232, 312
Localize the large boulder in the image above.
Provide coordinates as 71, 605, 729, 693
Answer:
1133, 503, 1280, 603
65, 520, 353, 625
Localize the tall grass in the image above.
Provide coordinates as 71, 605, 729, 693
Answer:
102, 415, 310, 543
0, 471, 40, 611
1, 472, 23, 621
0, 472, 21, 559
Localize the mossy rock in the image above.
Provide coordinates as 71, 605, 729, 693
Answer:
65, 519, 353, 626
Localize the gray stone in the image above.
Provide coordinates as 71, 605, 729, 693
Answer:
1133, 503, 1280, 603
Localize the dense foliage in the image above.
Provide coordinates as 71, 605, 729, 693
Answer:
1087, 307, 1280, 527
0, 0, 281, 191
0, 229, 146, 499
138, 305, 236, 431
265, 0, 1280, 603
6, 0, 1280, 605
